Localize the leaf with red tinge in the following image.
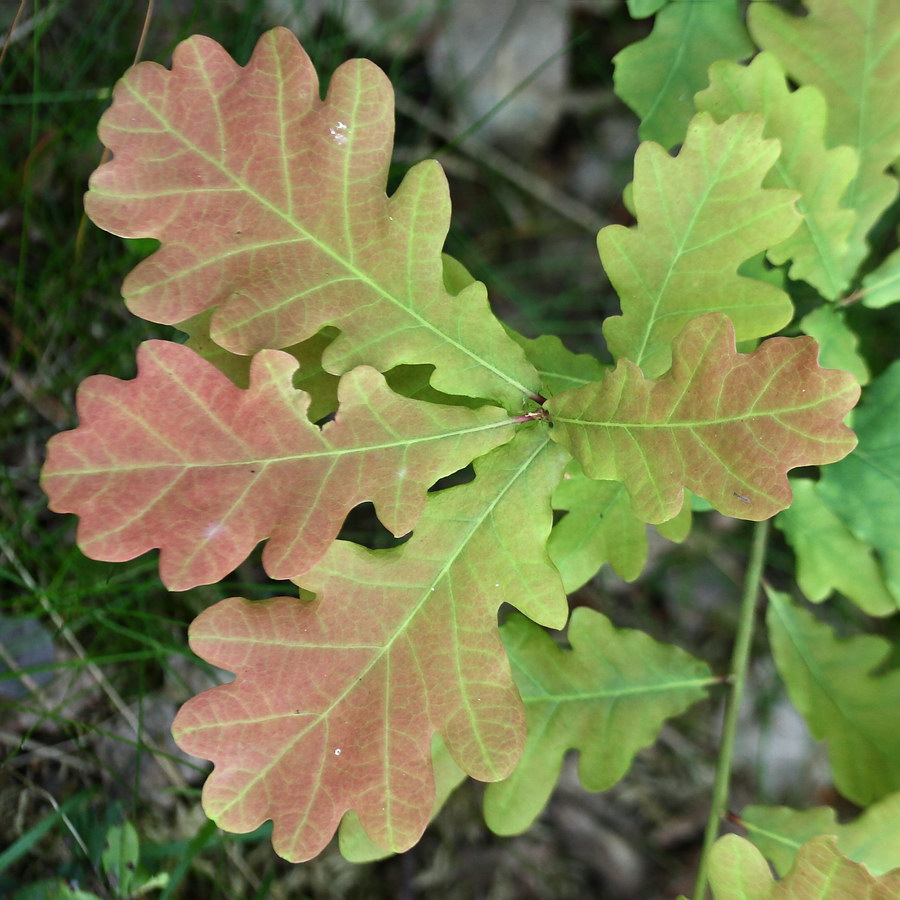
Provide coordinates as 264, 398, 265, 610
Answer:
42, 341, 516, 590
86, 28, 539, 409
546, 313, 859, 523
707, 834, 900, 899
172, 428, 568, 861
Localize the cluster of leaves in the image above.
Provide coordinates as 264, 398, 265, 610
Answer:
40, 0, 900, 892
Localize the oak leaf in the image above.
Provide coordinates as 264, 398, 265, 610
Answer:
483, 609, 712, 836
42, 341, 516, 590
172, 428, 568, 861
85, 28, 539, 408
749, 0, 900, 279
599, 113, 800, 377
547, 314, 859, 524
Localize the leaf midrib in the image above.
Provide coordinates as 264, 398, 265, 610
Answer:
189, 430, 554, 819
119, 75, 536, 401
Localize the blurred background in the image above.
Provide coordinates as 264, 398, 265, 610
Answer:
0, 1, 862, 897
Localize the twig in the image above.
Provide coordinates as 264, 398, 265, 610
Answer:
693, 519, 770, 900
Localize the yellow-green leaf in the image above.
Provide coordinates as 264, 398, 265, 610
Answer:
600, 113, 800, 377
695, 53, 859, 299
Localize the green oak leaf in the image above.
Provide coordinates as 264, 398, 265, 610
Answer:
483, 608, 712, 836
707, 834, 900, 899
742, 792, 900, 879
173, 428, 569, 861
749, 0, 900, 281
817, 361, 900, 601
85, 29, 539, 409
547, 314, 859, 524
613, 0, 753, 148
799, 306, 869, 386
775, 478, 896, 616
767, 588, 900, 806
548, 466, 692, 592
695, 53, 859, 300
42, 342, 517, 589
600, 113, 800, 377
862, 235, 900, 308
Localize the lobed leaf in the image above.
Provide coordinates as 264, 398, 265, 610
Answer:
749, 0, 900, 280
483, 609, 712, 836
695, 53, 858, 300
548, 467, 691, 592
600, 113, 800, 377
613, 0, 753, 148
767, 589, 900, 806
742, 791, 900, 879
85, 28, 539, 409
172, 428, 569, 861
42, 341, 516, 590
547, 314, 859, 524
775, 479, 896, 616
817, 361, 900, 601
707, 834, 900, 899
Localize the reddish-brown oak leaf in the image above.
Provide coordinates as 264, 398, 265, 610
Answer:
86, 28, 538, 409
546, 313, 859, 523
41, 341, 516, 590
172, 428, 569, 861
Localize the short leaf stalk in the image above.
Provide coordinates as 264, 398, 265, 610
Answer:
693, 518, 770, 900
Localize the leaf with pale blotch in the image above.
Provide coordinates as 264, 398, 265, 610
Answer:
707, 835, 900, 899
613, 0, 753, 148
548, 467, 691, 592
41, 341, 517, 590
483, 609, 712, 836
172, 429, 569, 861
600, 113, 800, 377
863, 236, 900, 309
776, 479, 896, 616
338, 736, 465, 863
742, 792, 900, 879
767, 588, 900, 806
547, 314, 859, 524
799, 306, 869, 387
749, 0, 900, 280
695, 54, 858, 300
817, 362, 900, 601
85, 28, 539, 409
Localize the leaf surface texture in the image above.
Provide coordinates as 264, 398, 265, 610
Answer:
695, 53, 858, 299
85, 29, 539, 408
42, 342, 515, 589
767, 589, 900, 806
483, 608, 711, 836
172, 428, 568, 861
600, 113, 800, 377
547, 314, 859, 523
749, 0, 900, 278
